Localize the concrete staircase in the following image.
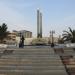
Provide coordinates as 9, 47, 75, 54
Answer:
0, 46, 68, 75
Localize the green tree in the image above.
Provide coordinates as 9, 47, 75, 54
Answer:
62, 27, 75, 43
0, 23, 9, 43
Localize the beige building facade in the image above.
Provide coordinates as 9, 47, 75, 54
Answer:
13, 30, 32, 38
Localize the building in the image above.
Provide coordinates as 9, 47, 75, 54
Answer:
7, 32, 16, 41
12, 30, 32, 45
5, 32, 17, 44
13, 30, 32, 38
3, 30, 32, 45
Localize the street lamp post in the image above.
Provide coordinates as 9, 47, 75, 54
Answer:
50, 30, 55, 47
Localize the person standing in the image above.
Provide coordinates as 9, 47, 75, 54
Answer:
19, 35, 25, 48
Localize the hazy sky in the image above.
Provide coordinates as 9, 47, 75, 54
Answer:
0, 0, 75, 37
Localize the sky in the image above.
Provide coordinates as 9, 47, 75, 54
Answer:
0, 0, 75, 37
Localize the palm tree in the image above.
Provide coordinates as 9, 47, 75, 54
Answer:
58, 38, 64, 44
62, 27, 75, 43
0, 23, 9, 43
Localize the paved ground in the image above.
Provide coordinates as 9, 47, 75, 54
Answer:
0, 46, 70, 75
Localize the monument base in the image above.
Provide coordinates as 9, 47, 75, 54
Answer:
31, 38, 47, 45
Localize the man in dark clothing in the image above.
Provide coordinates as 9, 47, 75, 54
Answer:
19, 35, 25, 48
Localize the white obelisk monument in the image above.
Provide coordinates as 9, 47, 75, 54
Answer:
37, 9, 42, 38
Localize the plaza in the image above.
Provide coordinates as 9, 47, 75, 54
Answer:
0, 1, 75, 75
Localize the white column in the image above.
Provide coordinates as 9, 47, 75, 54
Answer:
40, 12, 42, 38
37, 10, 40, 38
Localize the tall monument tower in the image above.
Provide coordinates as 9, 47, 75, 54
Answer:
37, 9, 42, 38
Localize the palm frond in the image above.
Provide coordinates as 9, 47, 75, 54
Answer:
69, 27, 73, 34
63, 30, 71, 34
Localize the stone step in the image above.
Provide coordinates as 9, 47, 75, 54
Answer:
1, 54, 60, 57
4, 48, 53, 51
2, 54, 56, 56
1, 55, 60, 57
1, 57, 61, 61
0, 61, 63, 65
0, 50, 55, 55
13, 52, 54, 54
0, 66, 65, 70
0, 57, 63, 65
0, 58, 61, 60
0, 70, 67, 75
0, 63, 63, 66
1, 53, 59, 56
1, 49, 55, 52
